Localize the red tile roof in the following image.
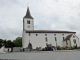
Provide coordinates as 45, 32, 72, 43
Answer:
63, 34, 73, 41
26, 30, 76, 33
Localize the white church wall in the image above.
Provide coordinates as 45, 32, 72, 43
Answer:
4, 48, 11, 52
22, 31, 29, 48
67, 40, 71, 47
63, 41, 66, 47
22, 31, 25, 48
23, 18, 34, 31
55, 33, 63, 47
70, 34, 79, 47
23, 32, 75, 49
63, 40, 70, 47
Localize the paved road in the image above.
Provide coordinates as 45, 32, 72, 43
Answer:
0, 50, 80, 60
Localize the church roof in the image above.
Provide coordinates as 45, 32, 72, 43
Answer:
24, 7, 33, 19
63, 34, 73, 41
26, 30, 76, 33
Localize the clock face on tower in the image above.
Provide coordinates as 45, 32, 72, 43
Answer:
27, 25, 30, 28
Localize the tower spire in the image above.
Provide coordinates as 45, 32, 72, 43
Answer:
24, 6, 33, 19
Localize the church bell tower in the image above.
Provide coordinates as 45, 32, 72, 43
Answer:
23, 7, 34, 31
22, 7, 34, 49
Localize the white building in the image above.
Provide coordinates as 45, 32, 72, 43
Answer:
22, 7, 80, 49
0, 46, 5, 52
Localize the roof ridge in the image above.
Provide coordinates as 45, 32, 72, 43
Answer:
26, 30, 76, 33
63, 34, 73, 41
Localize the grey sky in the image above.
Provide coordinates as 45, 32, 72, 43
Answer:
0, 0, 80, 41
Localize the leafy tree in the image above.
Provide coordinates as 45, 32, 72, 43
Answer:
13, 37, 22, 47
0, 39, 3, 48
3, 39, 6, 47
5, 40, 14, 47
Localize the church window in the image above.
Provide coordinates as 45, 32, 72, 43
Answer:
66, 40, 68, 45
27, 20, 30, 24
73, 39, 76, 44
63, 37, 64, 41
73, 36, 75, 38
55, 37, 57, 41
36, 34, 38, 36
54, 34, 56, 36
45, 37, 48, 42
62, 34, 64, 36
45, 34, 47, 36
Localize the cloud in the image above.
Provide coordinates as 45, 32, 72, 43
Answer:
0, 0, 80, 41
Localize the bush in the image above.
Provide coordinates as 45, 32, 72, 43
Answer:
66, 46, 68, 49
42, 48, 45, 51
60, 47, 63, 50
63, 46, 66, 50
78, 48, 80, 49
67, 47, 71, 50
72, 45, 75, 49
78, 46, 80, 49
57, 45, 61, 50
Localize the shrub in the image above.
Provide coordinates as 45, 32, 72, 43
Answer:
57, 45, 61, 50
78, 46, 80, 49
42, 48, 45, 51
67, 47, 71, 49
72, 45, 75, 49
71, 46, 73, 49
63, 46, 66, 50
60, 47, 63, 50
66, 46, 68, 49
78, 47, 80, 49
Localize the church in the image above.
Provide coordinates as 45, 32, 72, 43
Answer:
22, 7, 80, 49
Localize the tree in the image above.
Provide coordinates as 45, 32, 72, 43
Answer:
5, 40, 14, 47
13, 37, 22, 47
0, 39, 3, 48
3, 39, 6, 47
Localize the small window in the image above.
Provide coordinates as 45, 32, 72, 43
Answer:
27, 20, 30, 24
45, 37, 48, 42
54, 34, 56, 36
63, 37, 64, 41
66, 40, 68, 45
73, 36, 75, 38
55, 37, 57, 41
45, 34, 47, 36
73, 40, 76, 44
62, 34, 64, 36
36, 34, 38, 36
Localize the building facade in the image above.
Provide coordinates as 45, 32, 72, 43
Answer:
22, 7, 80, 49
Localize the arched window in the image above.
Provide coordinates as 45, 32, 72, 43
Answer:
36, 34, 38, 36
45, 34, 47, 36
55, 37, 57, 41
45, 37, 48, 42
63, 37, 64, 41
